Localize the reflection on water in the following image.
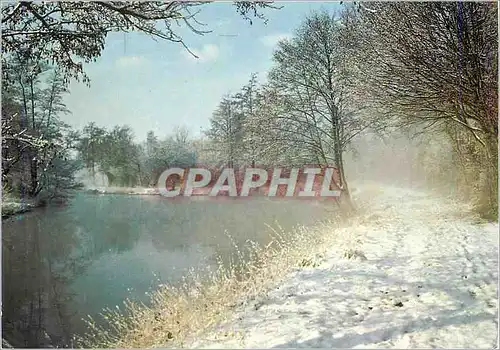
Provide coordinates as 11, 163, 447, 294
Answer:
2, 193, 333, 347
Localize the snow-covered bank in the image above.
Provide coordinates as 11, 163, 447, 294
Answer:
190, 183, 498, 348
2, 199, 39, 219
85, 187, 160, 195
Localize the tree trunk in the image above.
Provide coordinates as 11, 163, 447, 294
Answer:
331, 113, 354, 211
484, 134, 498, 216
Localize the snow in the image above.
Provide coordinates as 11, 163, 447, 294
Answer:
85, 186, 160, 195
190, 183, 499, 348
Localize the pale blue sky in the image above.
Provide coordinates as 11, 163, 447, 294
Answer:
64, 2, 342, 141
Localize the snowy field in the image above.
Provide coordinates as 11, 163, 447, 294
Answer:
190, 183, 499, 348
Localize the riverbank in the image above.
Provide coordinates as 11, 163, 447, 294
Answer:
188, 184, 498, 348
85, 186, 160, 195
2, 198, 39, 219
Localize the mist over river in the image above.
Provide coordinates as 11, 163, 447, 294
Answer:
2, 191, 334, 348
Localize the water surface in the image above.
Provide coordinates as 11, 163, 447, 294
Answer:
2, 192, 334, 347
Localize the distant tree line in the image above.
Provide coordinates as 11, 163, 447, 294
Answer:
76, 124, 196, 187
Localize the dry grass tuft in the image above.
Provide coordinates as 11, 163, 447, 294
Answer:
342, 248, 367, 261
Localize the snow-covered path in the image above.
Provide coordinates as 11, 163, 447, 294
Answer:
191, 184, 498, 349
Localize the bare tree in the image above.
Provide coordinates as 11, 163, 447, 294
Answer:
206, 96, 245, 168
266, 10, 369, 205
355, 2, 497, 155
233, 73, 260, 167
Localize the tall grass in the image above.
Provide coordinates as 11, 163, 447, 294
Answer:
76, 209, 356, 348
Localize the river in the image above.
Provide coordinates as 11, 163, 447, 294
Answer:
2, 192, 334, 348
